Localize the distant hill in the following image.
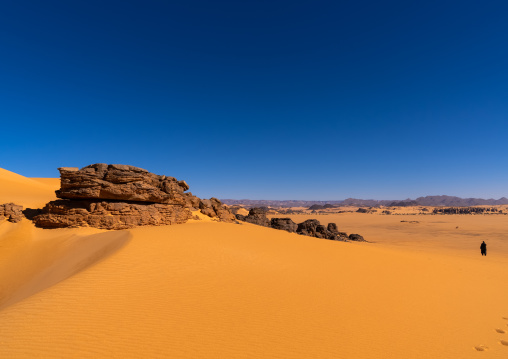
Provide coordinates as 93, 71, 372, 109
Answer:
414, 195, 508, 206
221, 199, 344, 208
221, 195, 508, 208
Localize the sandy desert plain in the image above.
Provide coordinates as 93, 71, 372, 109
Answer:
1, 166, 508, 358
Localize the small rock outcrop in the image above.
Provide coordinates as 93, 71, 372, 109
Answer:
270, 218, 298, 233
33, 164, 235, 229
296, 219, 345, 240
236, 207, 270, 227
348, 234, 366, 242
198, 197, 236, 222
0, 203, 24, 223
235, 207, 359, 242
296, 219, 323, 237
327, 223, 348, 239
432, 206, 499, 215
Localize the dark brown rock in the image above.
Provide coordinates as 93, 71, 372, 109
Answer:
315, 224, 333, 239
0, 203, 24, 223
237, 207, 270, 227
432, 206, 499, 215
349, 233, 366, 242
236, 212, 361, 242
296, 219, 347, 240
327, 223, 338, 233
326, 223, 348, 240
270, 218, 297, 233
296, 219, 322, 237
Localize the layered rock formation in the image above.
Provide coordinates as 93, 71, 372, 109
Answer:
236, 208, 364, 241
33, 164, 235, 229
0, 203, 24, 223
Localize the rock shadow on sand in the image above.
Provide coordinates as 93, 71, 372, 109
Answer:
0, 227, 131, 311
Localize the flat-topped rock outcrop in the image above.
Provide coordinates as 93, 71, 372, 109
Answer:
56, 164, 190, 204
33, 164, 235, 229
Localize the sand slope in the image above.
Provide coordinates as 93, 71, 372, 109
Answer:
0, 221, 130, 310
0, 220, 507, 358
0, 168, 59, 208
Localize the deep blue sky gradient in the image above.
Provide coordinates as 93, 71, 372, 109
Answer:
1, 0, 507, 199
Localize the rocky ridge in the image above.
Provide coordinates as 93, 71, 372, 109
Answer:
236, 208, 365, 242
432, 207, 501, 215
33, 164, 235, 229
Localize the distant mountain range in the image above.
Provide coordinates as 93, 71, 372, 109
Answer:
221, 195, 508, 208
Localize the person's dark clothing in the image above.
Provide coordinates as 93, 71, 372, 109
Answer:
480, 241, 487, 256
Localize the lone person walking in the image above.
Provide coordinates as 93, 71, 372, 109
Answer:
480, 241, 487, 256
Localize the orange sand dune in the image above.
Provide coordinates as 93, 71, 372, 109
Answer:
0, 221, 130, 310
0, 168, 59, 208
0, 220, 507, 358
1, 168, 508, 358
31, 177, 61, 188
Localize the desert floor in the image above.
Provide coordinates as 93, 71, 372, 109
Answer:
1, 168, 507, 358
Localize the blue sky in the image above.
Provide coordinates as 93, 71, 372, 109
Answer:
1, 0, 507, 200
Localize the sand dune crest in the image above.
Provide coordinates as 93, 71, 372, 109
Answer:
0, 168, 59, 208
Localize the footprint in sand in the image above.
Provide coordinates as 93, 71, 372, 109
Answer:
495, 328, 506, 334
500, 340, 508, 346
475, 345, 488, 351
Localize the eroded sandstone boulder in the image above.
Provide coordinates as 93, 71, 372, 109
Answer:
33, 164, 235, 229
56, 164, 189, 205
327, 222, 349, 240
0, 203, 24, 223
239, 207, 271, 227
348, 233, 366, 242
296, 219, 322, 237
270, 218, 297, 233
199, 197, 236, 222
296, 219, 349, 240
